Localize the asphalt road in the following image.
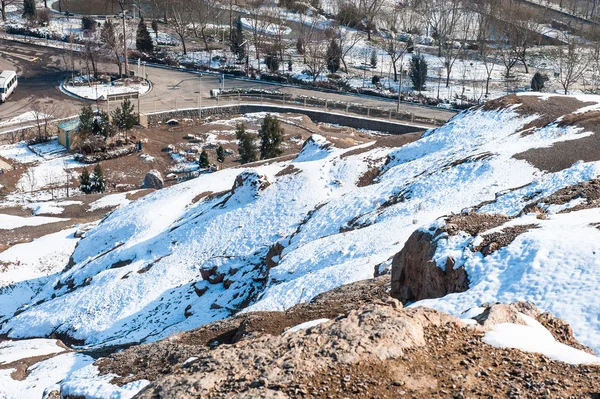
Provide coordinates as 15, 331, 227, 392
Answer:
0, 39, 456, 132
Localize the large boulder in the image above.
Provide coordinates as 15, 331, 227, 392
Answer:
141, 169, 164, 189
390, 230, 468, 303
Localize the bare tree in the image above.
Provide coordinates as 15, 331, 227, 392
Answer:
379, 9, 408, 83
304, 35, 328, 83
101, 19, 124, 76
116, 0, 130, 75
1, 0, 18, 21
190, 0, 223, 51
555, 41, 591, 94
169, 0, 192, 55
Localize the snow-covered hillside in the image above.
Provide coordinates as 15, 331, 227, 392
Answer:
4, 93, 600, 399
3, 94, 600, 352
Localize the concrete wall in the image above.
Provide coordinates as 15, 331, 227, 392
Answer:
142, 104, 429, 135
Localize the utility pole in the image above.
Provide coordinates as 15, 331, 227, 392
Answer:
118, 0, 129, 77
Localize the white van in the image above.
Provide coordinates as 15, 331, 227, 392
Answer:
0, 70, 18, 103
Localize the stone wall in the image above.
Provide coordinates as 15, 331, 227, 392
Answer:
142, 104, 426, 135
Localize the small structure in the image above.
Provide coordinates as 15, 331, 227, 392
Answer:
57, 119, 79, 150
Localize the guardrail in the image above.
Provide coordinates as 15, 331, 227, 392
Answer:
138, 92, 448, 127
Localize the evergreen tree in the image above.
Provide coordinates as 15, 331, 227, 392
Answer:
230, 16, 245, 60
78, 105, 95, 136
216, 145, 225, 165
82, 16, 96, 32
410, 53, 428, 92
296, 37, 305, 55
326, 39, 342, 74
111, 99, 137, 133
531, 72, 545, 92
259, 114, 284, 160
92, 111, 115, 139
22, 0, 36, 19
236, 122, 258, 164
151, 20, 159, 40
370, 49, 377, 68
265, 53, 280, 73
136, 18, 154, 53
199, 149, 210, 169
90, 163, 106, 193
79, 168, 91, 194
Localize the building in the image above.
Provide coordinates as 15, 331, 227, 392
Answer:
57, 119, 80, 150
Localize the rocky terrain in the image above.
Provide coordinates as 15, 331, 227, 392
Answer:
52, 278, 600, 399
4, 93, 600, 397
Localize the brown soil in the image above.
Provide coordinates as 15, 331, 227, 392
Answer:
473, 224, 539, 256
522, 179, 600, 214
442, 213, 513, 237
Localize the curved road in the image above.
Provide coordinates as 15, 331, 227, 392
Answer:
0, 39, 456, 132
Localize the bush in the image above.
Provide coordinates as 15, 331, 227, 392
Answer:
410, 54, 427, 91
264, 53, 280, 73
236, 122, 258, 164
82, 16, 96, 33
372, 75, 381, 86
38, 8, 50, 26
336, 3, 361, 27
531, 72, 546, 92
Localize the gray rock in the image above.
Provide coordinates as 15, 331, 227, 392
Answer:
141, 169, 164, 189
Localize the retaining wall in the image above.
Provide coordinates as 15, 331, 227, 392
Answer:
142, 104, 430, 135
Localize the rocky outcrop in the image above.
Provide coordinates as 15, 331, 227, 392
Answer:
141, 169, 164, 189
391, 230, 468, 303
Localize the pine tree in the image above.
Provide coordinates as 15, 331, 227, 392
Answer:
136, 18, 154, 53
111, 99, 137, 133
22, 0, 36, 19
236, 122, 258, 164
90, 163, 106, 193
531, 72, 545, 92
230, 16, 245, 61
216, 145, 225, 165
79, 168, 91, 194
92, 111, 114, 139
265, 53, 280, 73
326, 39, 341, 74
151, 20, 159, 40
199, 149, 210, 169
78, 105, 95, 135
259, 114, 284, 160
410, 53, 428, 92
370, 49, 377, 68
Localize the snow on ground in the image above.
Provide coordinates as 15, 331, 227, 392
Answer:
25, 200, 83, 215
0, 228, 79, 320
4, 95, 600, 352
0, 142, 40, 164
63, 80, 151, 101
0, 111, 51, 128
0, 339, 65, 365
3, 94, 600, 398
0, 352, 94, 399
0, 214, 67, 229
88, 192, 133, 212
59, 364, 150, 399
483, 313, 600, 365
285, 318, 330, 334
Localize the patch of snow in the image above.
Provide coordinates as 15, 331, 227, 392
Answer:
0, 339, 65, 365
59, 364, 150, 399
0, 353, 94, 399
483, 313, 600, 365
0, 214, 67, 229
285, 318, 330, 333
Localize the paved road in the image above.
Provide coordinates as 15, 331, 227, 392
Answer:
0, 39, 456, 132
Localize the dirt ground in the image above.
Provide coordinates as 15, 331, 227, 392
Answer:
93, 277, 600, 399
